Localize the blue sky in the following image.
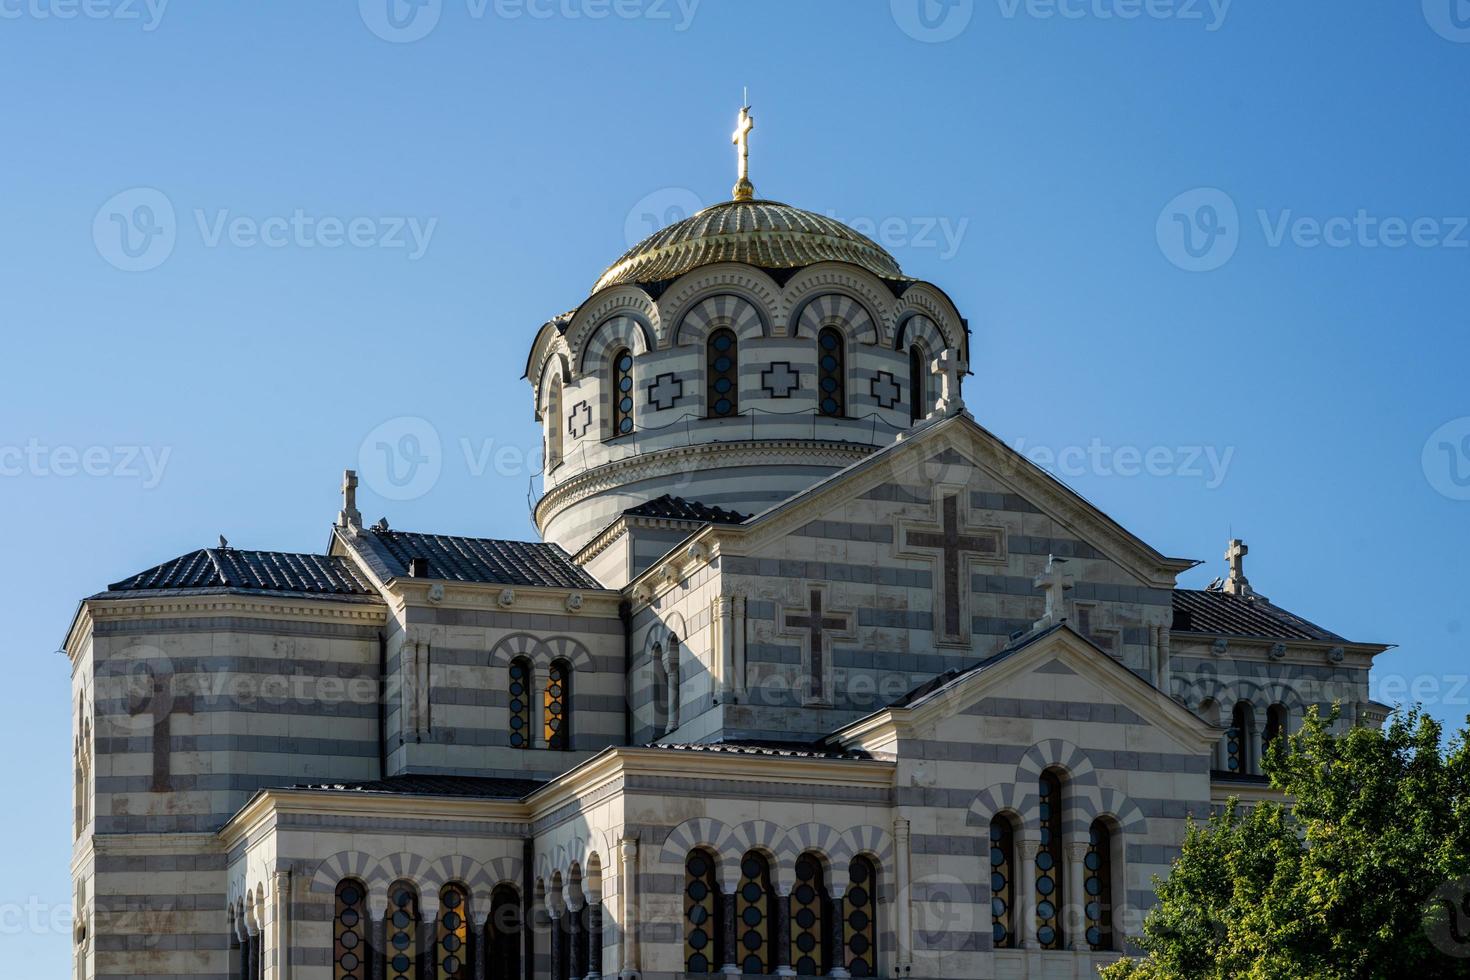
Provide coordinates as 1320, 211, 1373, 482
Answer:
2, 0, 1467, 970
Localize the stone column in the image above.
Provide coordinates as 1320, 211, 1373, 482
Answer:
721, 883, 739, 976
732, 595, 748, 700
568, 892, 587, 980
618, 839, 640, 980
472, 903, 488, 980
662, 642, 681, 735
1065, 842, 1089, 952
273, 871, 292, 980
368, 898, 386, 980
894, 817, 913, 974
717, 595, 736, 702
829, 890, 850, 979
1016, 840, 1040, 950
775, 887, 794, 978
422, 908, 439, 979
548, 901, 565, 980
588, 900, 604, 980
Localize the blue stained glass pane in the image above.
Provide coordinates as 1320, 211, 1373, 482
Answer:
1036, 852, 1053, 872
1036, 875, 1054, 896
714, 377, 732, 393
822, 398, 838, 414
619, 418, 633, 433
619, 376, 633, 392
1037, 900, 1055, 919
991, 847, 1005, 867
714, 356, 732, 372
821, 354, 838, 370
1085, 853, 1101, 871
821, 332, 839, 349
992, 871, 1007, 892
1087, 926, 1101, 947
1086, 877, 1102, 896
715, 399, 731, 414
993, 923, 1007, 942
618, 354, 633, 371
1037, 926, 1055, 946
992, 897, 1006, 916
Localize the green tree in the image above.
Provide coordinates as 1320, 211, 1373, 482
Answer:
1101, 707, 1470, 979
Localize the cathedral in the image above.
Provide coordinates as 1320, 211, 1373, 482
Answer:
65, 110, 1391, 980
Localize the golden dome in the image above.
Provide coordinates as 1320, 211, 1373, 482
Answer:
593, 199, 906, 294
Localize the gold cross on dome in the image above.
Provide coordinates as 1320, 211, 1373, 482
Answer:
732, 101, 755, 202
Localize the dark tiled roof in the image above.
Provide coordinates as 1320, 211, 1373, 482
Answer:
648, 739, 871, 760
352, 529, 603, 590
103, 549, 377, 598
290, 774, 546, 799
624, 494, 749, 525
1172, 590, 1344, 643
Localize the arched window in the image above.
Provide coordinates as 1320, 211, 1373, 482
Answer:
544, 659, 570, 751
684, 849, 723, 974
385, 882, 420, 980
546, 374, 564, 469
1084, 821, 1114, 952
844, 856, 878, 977
791, 852, 831, 975
909, 344, 927, 423
437, 884, 470, 980
1228, 702, 1253, 773
610, 348, 634, 439
989, 816, 1016, 950
334, 879, 368, 980
707, 328, 739, 418
1035, 770, 1065, 950
736, 851, 777, 974
485, 885, 521, 980
508, 657, 532, 749
817, 327, 846, 418
1265, 703, 1289, 759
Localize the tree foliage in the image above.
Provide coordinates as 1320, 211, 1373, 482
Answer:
1101, 708, 1470, 979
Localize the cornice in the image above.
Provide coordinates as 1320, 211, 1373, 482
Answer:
79, 593, 389, 630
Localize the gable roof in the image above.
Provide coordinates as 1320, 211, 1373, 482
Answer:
345, 527, 603, 590
1172, 589, 1346, 643
99, 548, 379, 600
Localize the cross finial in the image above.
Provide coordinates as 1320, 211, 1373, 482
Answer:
732, 101, 755, 202
930, 348, 966, 418
1033, 554, 1075, 631
1224, 538, 1252, 596
338, 468, 362, 530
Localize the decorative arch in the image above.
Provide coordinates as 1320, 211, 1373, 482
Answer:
660, 817, 737, 869
535, 350, 573, 418
782, 263, 899, 343
893, 312, 950, 356
792, 292, 882, 346
657, 265, 786, 346
674, 293, 768, 348
566, 286, 662, 368
489, 633, 594, 672
834, 825, 895, 870
776, 822, 844, 870
893, 282, 967, 359
577, 313, 654, 376
965, 783, 1030, 828
725, 820, 786, 889
1014, 739, 1101, 831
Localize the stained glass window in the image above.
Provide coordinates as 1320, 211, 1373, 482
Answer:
989, 817, 1015, 950
545, 660, 570, 751
844, 857, 877, 977
334, 879, 368, 980
707, 328, 739, 418
1084, 821, 1113, 952
486, 885, 520, 980
737, 852, 776, 974
386, 882, 419, 980
611, 348, 634, 438
437, 885, 469, 980
508, 658, 531, 749
817, 328, 845, 418
909, 345, 926, 423
684, 849, 722, 974
791, 853, 829, 975
1036, 771, 1064, 950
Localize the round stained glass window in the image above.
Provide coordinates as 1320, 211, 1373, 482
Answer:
1037, 875, 1054, 896
340, 885, 360, 905
1038, 926, 1055, 946
992, 897, 1006, 917
715, 399, 731, 414
714, 356, 732, 372
1036, 852, 1053, 872
742, 906, 762, 927
340, 930, 358, 948
341, 908, 359, 928
821, 332, 838, 350
618, 353, 633, 372
619, 417, 633, 433
993, 922, 1007, 942
392, 954, 411, 972
690, 954, 709, 972
742, 857, 761, 879
689, 928, 708, 949
341, 952, 359, 970
822, 398, 838, 414
714, 377, 731, 393
714, 334, 732, 351
742, 881, 761, 902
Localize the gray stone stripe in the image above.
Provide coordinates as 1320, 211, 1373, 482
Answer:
275, 812, 529, 835
910, 834, 985, 857
430, 648, 623, 672
961, 697, 1149, 726
96, 894, 227, 911
793, 519, 896, 544
98, 815, 228, 833
94, 696, 380, 720
96, 854, 226, 873
624, 775, 891, 807
725, 555, 930, 588
96, 734, 380, 757
94, 617, 382, 638
401, 609, 623, 634
95, 933, 227, 951
1171, 656, 1356, 683
395, 725, 622, 750
94, 654, 378, 677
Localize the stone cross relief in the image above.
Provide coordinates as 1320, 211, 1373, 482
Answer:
1033, 554, 1075, 631
761, 361, 800, 399
646, 372, 684, 412
781, 588, 853, 705
870, 371, 901, 410
899, 492, 1004, 645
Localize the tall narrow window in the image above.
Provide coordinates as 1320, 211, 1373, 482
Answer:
334, 880, 368, 980
386, 882, 419, 980
486, 885, 521, 980
1265, 704, 1288, 758
1035, 771, 1064, 950
909, 345, 927, 423
707, 328, 739, 418
1084, 821, 1114, 952
790, 853, 830, 975
544, 659, 570, 751
844, 857, 878, 977
508, 657, 532, 749
437, 884, 470, 980
989, 817, 1015, 950
736, 851, 777, 974
610, 348, 634, 438
684, 849, 723, 974
546, 375, 564, 469
817, 328, 846, 418
1228, 703, 1251, 773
